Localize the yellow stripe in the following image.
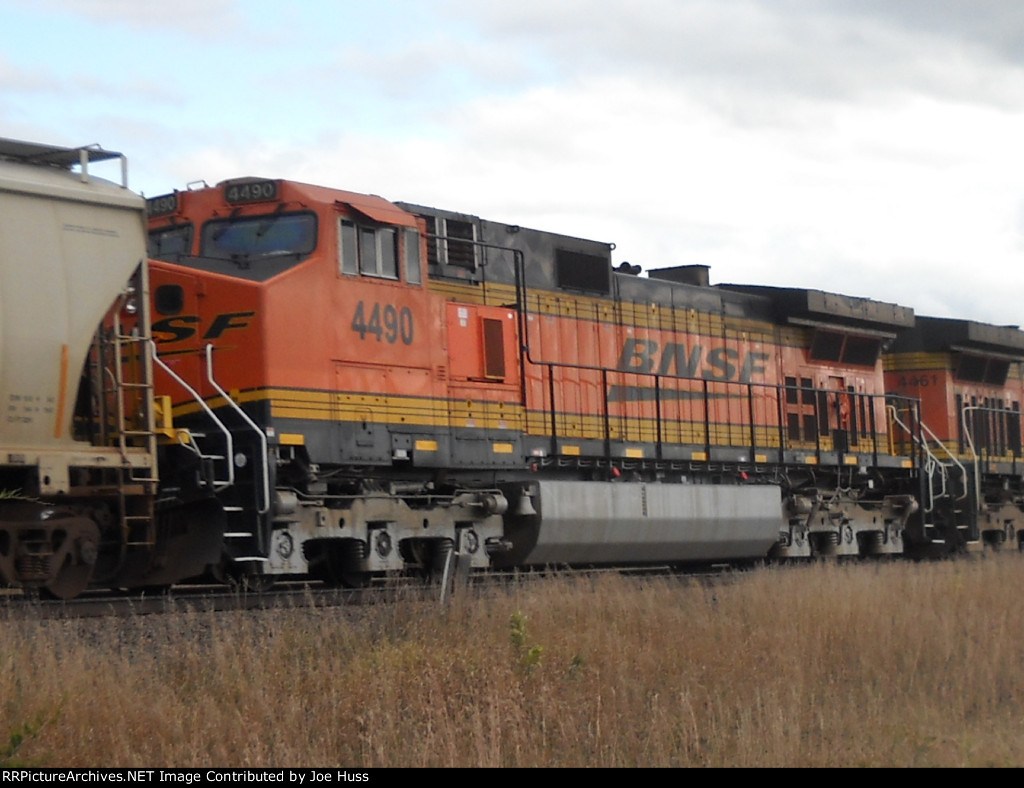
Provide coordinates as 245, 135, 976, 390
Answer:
429, 280, 791, 344
415, 439, 438, 452
884, 352, 949, 372
171, 387, 522, 430
279, 433, 306, 446
167, 386, 910, 465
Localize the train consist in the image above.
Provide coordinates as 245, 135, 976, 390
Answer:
2, 137, 1023, 598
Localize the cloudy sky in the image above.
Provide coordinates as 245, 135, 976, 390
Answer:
3, 0, 1023, 325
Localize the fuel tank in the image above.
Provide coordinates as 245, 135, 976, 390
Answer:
496, 480, 782, 567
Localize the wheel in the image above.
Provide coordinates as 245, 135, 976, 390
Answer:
307, 539, 372, 589
225, 565, 275, 593
0, 501, 99, 600
40, 556, 93, 600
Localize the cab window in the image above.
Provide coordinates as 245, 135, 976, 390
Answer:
339, 219, 400, 280
148, 224, 194, 261
403, 228, 422, 285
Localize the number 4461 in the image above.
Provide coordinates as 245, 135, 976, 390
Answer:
897, 374, 938, 387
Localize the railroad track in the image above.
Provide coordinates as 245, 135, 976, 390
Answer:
0, 561, 745, 619
0, 582, 398, 619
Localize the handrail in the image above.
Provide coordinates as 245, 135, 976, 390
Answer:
150, 341, 235, 491
960, 404, 1001, 512
204, 344, 270, 515
887, 403, 968, 511
433, 232, 903, 466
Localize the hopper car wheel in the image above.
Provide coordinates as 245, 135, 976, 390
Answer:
0, 501, 98, 601
41, 557, 93, 601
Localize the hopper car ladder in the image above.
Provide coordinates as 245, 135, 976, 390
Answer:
101, 288, 159, 549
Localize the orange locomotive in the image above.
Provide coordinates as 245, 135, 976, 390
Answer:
144, 176, 948, 586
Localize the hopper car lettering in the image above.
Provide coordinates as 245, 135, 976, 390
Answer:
2, 137, 1024, 599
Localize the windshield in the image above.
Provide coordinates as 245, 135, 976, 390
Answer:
148, 225, 194, 261
200, 212, 318, 262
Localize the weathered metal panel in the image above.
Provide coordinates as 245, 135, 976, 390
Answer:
520, 480, 781, 565
0, 154, 146, 447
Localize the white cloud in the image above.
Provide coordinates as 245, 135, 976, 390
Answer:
447, 0, 1024, 108
7, 0, 241, 33
145, 67, 1024, 323
11, 0, 1021, 326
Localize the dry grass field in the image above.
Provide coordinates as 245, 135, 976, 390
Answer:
3, 555, 1024, 768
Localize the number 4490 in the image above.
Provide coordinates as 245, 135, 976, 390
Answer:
351, 301, 414, 345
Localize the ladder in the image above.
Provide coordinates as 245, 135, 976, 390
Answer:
102, 282, 159, 547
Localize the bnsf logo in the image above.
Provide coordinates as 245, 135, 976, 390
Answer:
152, 312, 255, 343
616, 338, 770, 382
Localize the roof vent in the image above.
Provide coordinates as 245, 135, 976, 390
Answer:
648, 265, 710, 287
